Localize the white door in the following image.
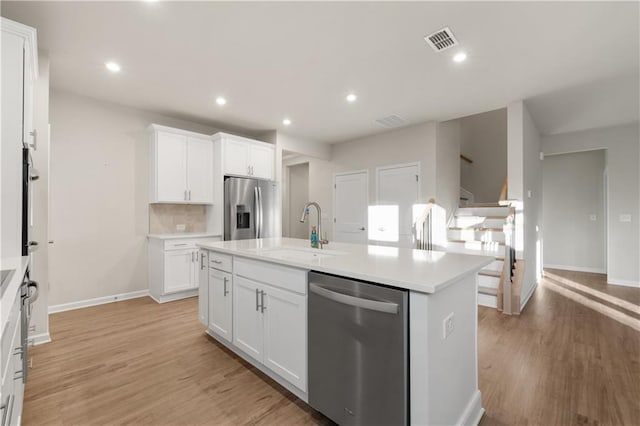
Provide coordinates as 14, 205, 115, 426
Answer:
262, 284, 307, 391
223, 138, 249, 177
334, 172, 368, 244
163, 249, 193, 293
187, 137, 213, 203
249, 144, 275, 180
208, 268, 233, 342
232, 276, 263, 361
156, 132, 188, 202
376, 164, 419, 248
197, 250, 208, 326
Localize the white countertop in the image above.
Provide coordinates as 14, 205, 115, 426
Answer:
1, 256, 29, 327
147, 232, 222, 240
197, 238, 493, 294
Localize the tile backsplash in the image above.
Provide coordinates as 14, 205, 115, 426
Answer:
149, 204, 207, 234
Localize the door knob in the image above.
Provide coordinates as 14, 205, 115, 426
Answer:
359, 227, 366, 231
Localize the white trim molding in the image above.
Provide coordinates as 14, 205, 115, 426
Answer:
48, 290, 149, 314
607, 278, 640, 288
29, 332, 51, 346
520, 282, 538, 311
544, 264, 606, 274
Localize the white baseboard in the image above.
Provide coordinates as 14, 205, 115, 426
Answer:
544, 264, 606, 274
48, 290, 149, 314
148, 290, 197, 304
29, 332, 51, 345
520, 282, 537, 311
457, 389, 485, 426
607, 278, 640, 288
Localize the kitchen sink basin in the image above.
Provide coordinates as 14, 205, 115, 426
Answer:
250, 246, 347, 261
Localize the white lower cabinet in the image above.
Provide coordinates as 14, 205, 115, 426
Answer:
262, 284, 307, 391
201, 252, 307, 393
148, 236, 220, 303
164, 249, 198, 293
198, 250, 208, 326
208, 268, 233, 342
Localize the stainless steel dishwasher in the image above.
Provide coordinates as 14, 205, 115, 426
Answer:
308, 272, 408, 426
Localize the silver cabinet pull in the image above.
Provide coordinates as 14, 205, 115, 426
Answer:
260, 290, 266, 313
359, 227, 366, 231
200, 253, 205, 270
188, 190, 191, 200
174, 243, 188, 246
184, 190, 187, 201
223, 277, 229, 296
211, 259, 222, 264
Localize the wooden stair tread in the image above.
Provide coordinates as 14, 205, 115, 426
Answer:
479, 286, 498, 296
479, 270, 501, 278
460, 202, 504, 207
454, 215, 509, 220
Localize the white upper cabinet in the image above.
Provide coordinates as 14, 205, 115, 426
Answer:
149, 125, 213, 204
187, 137, 214, 203
215, 133, 275, 181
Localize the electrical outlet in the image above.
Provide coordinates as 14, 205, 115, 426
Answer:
619, 214, 632, 223
443, 313, 455, 339
176, 224, 186, 231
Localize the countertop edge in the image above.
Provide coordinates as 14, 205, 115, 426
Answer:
1, 256, 30, 328
148, 233, 222, 240
197, 243, 493, 294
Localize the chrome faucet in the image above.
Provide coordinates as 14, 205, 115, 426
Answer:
300, 202, 329, 249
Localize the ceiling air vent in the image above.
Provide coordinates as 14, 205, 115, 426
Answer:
424, 27, 458, 52
375, 115, 407, 129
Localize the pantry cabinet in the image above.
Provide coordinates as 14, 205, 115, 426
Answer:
149, 125, 213, 204
214, 132, 275, 181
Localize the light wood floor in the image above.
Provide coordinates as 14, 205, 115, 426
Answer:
24, 270, 640, 425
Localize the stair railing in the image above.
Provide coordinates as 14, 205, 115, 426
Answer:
414, 198, 436, 251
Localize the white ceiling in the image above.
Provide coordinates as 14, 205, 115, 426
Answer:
2, 1, 638, 143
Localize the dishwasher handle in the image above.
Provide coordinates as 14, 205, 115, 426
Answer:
309, 283, 399, 314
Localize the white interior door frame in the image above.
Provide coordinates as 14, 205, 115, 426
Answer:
375, 162, 421, 203
333, 170, 369, 241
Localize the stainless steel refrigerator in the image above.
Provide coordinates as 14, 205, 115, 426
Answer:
224, 177, 279, 241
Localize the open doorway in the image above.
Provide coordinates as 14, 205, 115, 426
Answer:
542, 149, 607, 276
282, 151, 310, 239
458, 108, 507, 206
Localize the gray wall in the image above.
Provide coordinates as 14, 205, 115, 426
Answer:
49, 90, 222, 306
543, 150, 606, 272
542, 123, 639, 286
287, 162, 309, 239
460, 108, 507, 203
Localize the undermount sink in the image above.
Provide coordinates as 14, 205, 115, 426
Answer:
250, 246, 347, 261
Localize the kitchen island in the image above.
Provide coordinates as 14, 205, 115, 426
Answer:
197, 238, 492, 426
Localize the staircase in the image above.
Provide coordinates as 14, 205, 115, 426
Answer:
442, 204, 512, 309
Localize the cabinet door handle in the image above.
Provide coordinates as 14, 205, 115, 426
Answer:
223, 277, 229, 296
260, 290, 266, 313
188, 190, 191, 200
200, 253, 205, 270
184, 190, 187, 201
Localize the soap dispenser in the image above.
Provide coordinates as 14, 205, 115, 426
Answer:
310, 226, 319, 248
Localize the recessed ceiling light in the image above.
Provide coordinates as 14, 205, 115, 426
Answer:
453, 52, 467, 63
346, 93, 357, 103
215, 96, 227, 106
105, 62, 121, 73
282, 118, 292, 126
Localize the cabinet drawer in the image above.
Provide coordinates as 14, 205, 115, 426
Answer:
234, 257, 307, 295
1, 292, 20, 384
209, 251, 232, 272
164, 237, 220, 251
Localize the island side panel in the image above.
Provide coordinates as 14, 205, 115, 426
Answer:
409, 273, 483, 425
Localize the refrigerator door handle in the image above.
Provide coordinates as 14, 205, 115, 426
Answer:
257, 186, 264, 239
254, 186, 261, 238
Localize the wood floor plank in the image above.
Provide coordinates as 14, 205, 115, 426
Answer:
23, 269, 640, 425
